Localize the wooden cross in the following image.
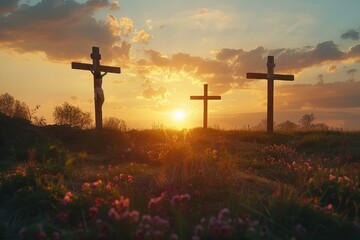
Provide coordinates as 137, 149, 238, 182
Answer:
246, 56, 294, 133
71, 47, 121, 129
190, 84, 221, 129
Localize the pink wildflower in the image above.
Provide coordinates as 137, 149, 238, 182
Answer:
108, 208, 120, 221
329, 174, 336, 181
327, 203, 333, 210
89, 206, 99, 219
119, 173, 125, 180
94, 197, 104, 207
82, 182, 91, 191
129, 210, 140, 223
63, 192, 74, 205
127, 175, 134, 183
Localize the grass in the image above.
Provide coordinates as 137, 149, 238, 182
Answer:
0, 127, 360, 239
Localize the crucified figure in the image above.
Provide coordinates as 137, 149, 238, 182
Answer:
91, 70, 108, 109
71, 46, 121, 129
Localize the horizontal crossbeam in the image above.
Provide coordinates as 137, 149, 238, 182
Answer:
190, 96, 221, 100
246, 72, 294, 81
71, 62, 121, 74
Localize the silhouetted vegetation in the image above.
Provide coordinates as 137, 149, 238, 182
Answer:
53, 102, 92, 128
0, 115, 360, 239
103, 117, 127, 131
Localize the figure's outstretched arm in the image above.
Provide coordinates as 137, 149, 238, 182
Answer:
101, 72, 108, 77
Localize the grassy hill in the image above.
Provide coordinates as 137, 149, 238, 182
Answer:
0, 114, 359, 239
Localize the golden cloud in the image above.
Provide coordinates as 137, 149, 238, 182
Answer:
0, 0, 131, 64
119, 17, 133, 36
132, 30, 152, 43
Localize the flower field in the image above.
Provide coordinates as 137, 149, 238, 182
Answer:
1, 128, 360, 239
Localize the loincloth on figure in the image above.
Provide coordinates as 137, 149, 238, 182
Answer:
94, 87, 105, 105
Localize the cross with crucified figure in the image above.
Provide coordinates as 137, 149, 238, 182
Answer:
190, 84, 221, 129
246, 56, 294, 133
71, 47, 121, 129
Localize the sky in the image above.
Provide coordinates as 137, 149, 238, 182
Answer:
0, 0, 360, 130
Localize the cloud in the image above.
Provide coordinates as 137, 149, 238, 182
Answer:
276, 80, 360, 110
119, 16, 133, 36
142, 86, 168, 100
140, 49, 234, 94
138, 40, 360, 95
146, 19, 153, 30
70, 96, 78, 102
0, 0, 19, 14
328, 65, 337, 73
132, 30, 152, 43
341, 29, 360, 40
111, 40, 131, 66
0, 0, 131, 63
109, 0, 120, 10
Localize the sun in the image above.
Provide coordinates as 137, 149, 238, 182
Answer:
173, 110, 186, 122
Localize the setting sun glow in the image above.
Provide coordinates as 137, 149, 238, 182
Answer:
173, 110, 186, 122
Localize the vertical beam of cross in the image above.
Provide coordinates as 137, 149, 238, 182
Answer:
71, 47, 121, 129
190, 84, 221, 129
246, 56, 294, 133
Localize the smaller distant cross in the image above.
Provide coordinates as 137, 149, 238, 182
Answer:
190, 84, 221, 129
246, 56, 294, 133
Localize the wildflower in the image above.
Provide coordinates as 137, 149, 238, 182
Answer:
89, 206, 99, 219
302, 197, 310, 204
308, 178, 314, 183
148, 192, 167, 214
141, 214, 152, 224
63, 192, 74, 205
37, 227, 46, 240
181, 194, 190, 202
326, 203, 333, 211
58, 212, 68, 222
127, 175, 134, 183
52, 232, 61, 240
337, 177, 343, 183
170, 233, 179, 240
108, 208, 120, 221
77, 221, 84, 230
94, 197, 104, 207
329, 174, 336, 181
194, 224, 204, 236
171, 195, 180, 206
129, 210, 140, 223
119, 173, 125, 180
114, 196, 130, 212
218, 208, 230, 221
81, 182, 91, 191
